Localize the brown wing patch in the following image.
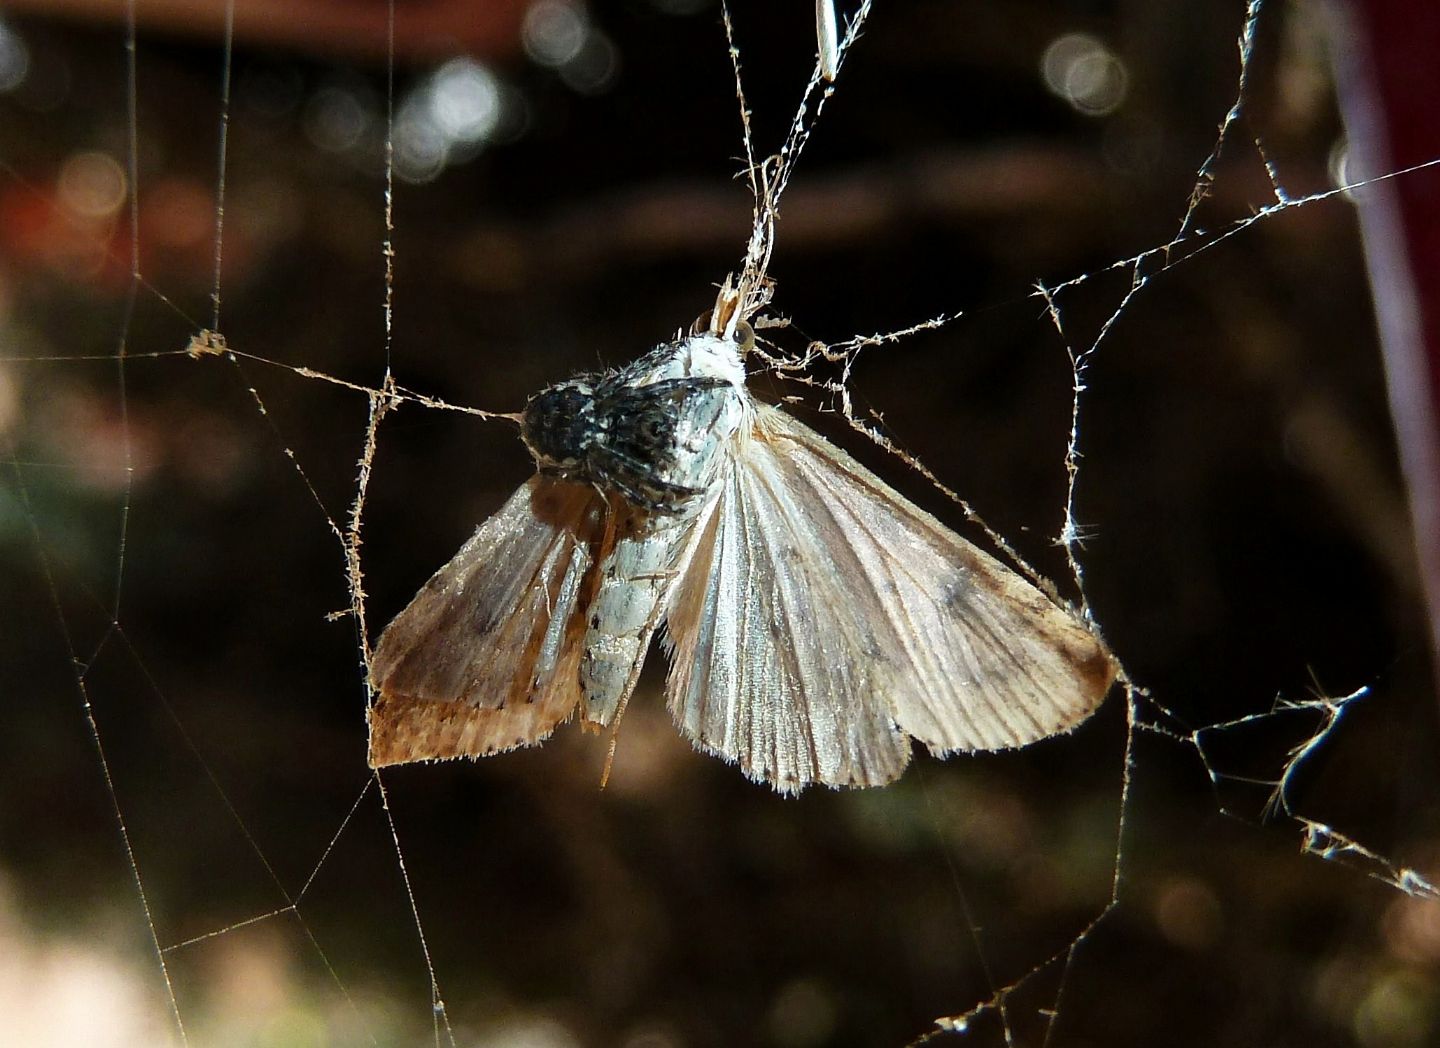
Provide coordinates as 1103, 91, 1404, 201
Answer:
368, 637, 587, 766
367, 476, 606, 767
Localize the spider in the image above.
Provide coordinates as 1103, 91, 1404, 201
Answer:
520, 345, 741, 514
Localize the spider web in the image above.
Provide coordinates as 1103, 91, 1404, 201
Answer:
3, 1, 1439, 1045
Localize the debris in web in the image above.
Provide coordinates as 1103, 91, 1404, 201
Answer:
184, 328, 229, 359
1186, 683, 1440, 903
723, 0, 873, 332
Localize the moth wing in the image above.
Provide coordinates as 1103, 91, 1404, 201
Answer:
367, 476, 603, 767
748, 405, 1116, 755
662, 437, 914, 794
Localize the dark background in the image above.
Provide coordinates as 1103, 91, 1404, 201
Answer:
1, 1, 1437, 1045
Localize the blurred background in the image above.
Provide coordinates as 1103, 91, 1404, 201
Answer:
1, 0, 1438, 1045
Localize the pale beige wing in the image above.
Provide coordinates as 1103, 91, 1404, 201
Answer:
746, 405, 1115, 756
367, 476, 603, 767
662, 458, 914, 795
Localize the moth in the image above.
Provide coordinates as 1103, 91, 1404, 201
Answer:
367, 305, 1115, 793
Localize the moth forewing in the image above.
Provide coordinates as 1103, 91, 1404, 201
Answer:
748, 405, 1116, 756
662, 441, 916, 793
367, 476, 604, 767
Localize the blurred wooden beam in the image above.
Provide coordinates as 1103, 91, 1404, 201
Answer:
1331, 0, 1440, 689
2, 0, 527, 64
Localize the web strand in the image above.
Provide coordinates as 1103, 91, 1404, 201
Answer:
208, 0, 234, 332
353, 5, 454, 1042
4, 456, 186, 1041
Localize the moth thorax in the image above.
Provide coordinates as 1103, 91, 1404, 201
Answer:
520, 382, 597, 469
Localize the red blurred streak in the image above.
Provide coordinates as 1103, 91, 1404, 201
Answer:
2, 0, 527, 64
0, 187, 130, 289
1332, 1, 1440, 684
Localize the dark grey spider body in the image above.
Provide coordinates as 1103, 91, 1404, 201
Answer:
520, 345, 740, 514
